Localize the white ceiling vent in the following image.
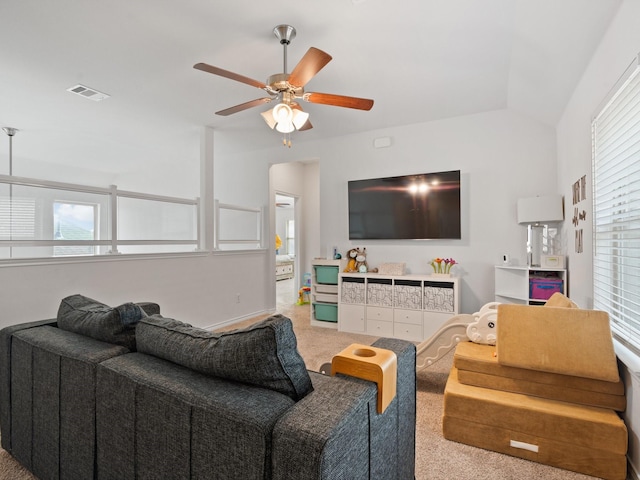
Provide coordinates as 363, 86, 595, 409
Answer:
66, 84, 110, 101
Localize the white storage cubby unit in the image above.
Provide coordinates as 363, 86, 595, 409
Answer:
310, 259, 347, 329
338, 273, 459, 342
494, 266, 567, 305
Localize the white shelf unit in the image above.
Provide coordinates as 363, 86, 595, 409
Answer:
494, 266, 567, 305
338, 273, 460, 342
310, 259, 347, 329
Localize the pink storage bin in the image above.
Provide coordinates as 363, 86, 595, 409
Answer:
529, 277, 563, 300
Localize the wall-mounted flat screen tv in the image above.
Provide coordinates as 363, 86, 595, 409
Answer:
348, 170, 461, 240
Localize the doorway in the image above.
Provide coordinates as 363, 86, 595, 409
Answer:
275, 193, 297, 307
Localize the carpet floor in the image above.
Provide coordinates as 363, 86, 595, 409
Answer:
0, 301, 606, 480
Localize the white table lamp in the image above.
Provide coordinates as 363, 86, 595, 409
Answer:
516, 195, 564, 266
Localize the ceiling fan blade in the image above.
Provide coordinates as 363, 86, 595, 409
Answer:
288, 47, 332, 87
216, 97, 273, 116
194, 63, 267, 90
304, 92, 374, 111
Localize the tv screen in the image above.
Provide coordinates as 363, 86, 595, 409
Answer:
348, 170, 461, 240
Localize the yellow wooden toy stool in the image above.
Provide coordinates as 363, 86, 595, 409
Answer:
331, 343, 397, 413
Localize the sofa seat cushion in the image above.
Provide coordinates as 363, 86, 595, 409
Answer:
8, 326, 130, 478
57, 294, 147, 350
97, 353, 295, 480
443, 367, 627, 480
136, 314, 313, 401
496, 304, 620, 382
454, 342, 625, 411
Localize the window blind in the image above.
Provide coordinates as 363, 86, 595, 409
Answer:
0, 196, 36, 240
592, 55, 640, 352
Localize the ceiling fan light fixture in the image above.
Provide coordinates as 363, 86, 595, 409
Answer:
272, 103, 293, 123
261, 109, 276, 129
291, 109, 309, 130
275, 120, 295, 134
194, 23, 374, 148
263, 103, 307, 134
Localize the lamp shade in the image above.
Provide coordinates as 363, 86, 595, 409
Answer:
272, 103, 293, 123
291, 109, 309, 130
261, 109, 276, 129
517, 195, 564, 224
275, 120, 295, 133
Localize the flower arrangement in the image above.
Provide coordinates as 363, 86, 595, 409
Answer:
430, 257, 457, 274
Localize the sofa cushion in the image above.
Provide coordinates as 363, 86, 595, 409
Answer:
57, 294, 146, 350
496, 304, 620, 382
544, 292, 579, 308
136, 314, 313, 401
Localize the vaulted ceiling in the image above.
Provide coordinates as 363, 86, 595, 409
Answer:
0, 0, 621, 175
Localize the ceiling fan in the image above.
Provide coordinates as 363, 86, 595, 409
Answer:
194, 24, 374, 144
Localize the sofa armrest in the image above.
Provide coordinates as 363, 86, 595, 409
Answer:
371, 338, 417, 479
0, 319, 59, 451
271, 339, 416, 480
271, 372, 376, 480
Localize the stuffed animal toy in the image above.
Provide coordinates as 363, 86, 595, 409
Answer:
465, 302, 500, 345
354, 247, 368, 273
344, 248, 358, 272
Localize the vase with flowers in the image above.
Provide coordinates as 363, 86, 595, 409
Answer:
430, 257, 457, 277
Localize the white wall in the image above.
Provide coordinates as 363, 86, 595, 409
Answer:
270, 161, 321, 292
0, 252, 270, 330
556, 0, 640, 475
231, 108, 557, 314
0, 129, 273, 331
2, 107, 557, 326
557, 0, 640, 308
1, 94, 559, 321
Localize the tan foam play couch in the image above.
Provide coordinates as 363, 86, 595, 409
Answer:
443, 293, 628, 480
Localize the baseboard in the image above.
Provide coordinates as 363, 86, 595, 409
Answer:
204, 309, 273, 331
629, 458, 639, 480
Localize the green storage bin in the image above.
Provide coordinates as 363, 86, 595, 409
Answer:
313, 303, 338, 322
314, 265, 339, 284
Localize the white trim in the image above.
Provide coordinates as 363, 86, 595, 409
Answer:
614, 338, 640, 380
210, 248, 268, 256
0, 250, 210, 268
202, 308, 273, 331
1, 175, 200, 262
629, 460, 640, 480
592, 53, 640, 122
0, 174, 112, 195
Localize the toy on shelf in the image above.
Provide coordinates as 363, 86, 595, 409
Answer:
297, 286, 311, 305
344, 248, 358, 272
343, 247, 377, 273
354, 247, 369, 273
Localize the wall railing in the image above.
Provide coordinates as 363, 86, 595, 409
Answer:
213, 200, 265, 251
0, 175, 200, 260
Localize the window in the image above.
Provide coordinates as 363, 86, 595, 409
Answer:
286, 219, 295, 255
53, 202, 98, 256
214, 201, 264, 251
592, 54, 640, 352
0, 176, 199, 260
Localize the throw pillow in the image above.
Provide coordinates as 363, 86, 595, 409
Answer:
57, 294, 146, 350
136, 314, 313, 401
544, 292, 579, 308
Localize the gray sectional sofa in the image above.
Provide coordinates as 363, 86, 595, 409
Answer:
0, 295, 416, 479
